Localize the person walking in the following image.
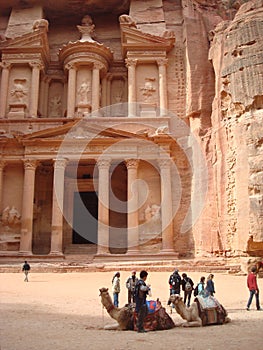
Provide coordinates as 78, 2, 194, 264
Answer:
181, 273, 194, 307
126, 270, 138, 304
22, 261, 30, 282
134, 270, 151, 333
205, 274, 215, 296
112, 272, 121, 307
194, 276, 206, 297
246, 266, 262, 311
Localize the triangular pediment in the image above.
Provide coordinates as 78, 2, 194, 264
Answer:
120, 21, 175, 56
0, 27, 50, 64
21, 120, 146, 142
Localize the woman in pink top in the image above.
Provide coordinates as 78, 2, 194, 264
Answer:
246, 266, 261, 311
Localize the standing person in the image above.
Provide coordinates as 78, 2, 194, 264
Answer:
22, 261, 30, 282
126, 270, 138, 304
112, 272, 120, 307
195, 276, 206, 296
205, 274, 215, 296
168, 269, 181, 295
181, 273, 194, 307
134, 270, 151, 333
246, 266, 262, 311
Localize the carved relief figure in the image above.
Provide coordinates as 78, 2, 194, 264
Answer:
2, 206, 21, 226
49, 95, 62, 117
78, 81, 91, 104
10, 79, 27, 103
140, 78, 156, 102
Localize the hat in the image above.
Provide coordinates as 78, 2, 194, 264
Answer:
131, 270, 136, 273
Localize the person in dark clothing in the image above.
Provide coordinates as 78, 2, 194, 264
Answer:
134, 270, 150, 333
205, 274, 215, 296
168, 269, 181, 295
181, 273, 194, 307
126, 270, 138, 304
22, 261, 30, 282
246, 266, 262, 311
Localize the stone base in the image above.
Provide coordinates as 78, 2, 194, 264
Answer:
76, 103, 91, 117
8, 103, 26, 119
140, 103, 157, 117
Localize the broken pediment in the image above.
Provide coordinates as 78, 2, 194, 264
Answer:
0, 20, 50, 65
119, 14, 175, 57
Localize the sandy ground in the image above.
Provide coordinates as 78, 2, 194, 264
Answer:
0, 269, 262, 350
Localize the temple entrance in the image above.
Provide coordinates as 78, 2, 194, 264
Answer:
72, 191, 98, 244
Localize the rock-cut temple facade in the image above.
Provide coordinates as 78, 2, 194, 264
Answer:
0, 0, 262, 261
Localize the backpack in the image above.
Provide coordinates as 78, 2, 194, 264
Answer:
185, 280, 192, 291
193, 284, 199, 296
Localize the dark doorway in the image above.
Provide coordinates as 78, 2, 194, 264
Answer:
72, 191, 98, 244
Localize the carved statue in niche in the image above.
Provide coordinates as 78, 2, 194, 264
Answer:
49, 95, 62, 117
112, 80, 125, 116
78, 81, 91, 105
10, 79, 27, 103
77, 14, 96, 42
140, 78, 156, 102
2, 206, 21, 226
142, 204, 161, 234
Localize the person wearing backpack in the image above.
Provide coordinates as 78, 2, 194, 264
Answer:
193, 276, 206, 297
181, 273, 194, 307
168, 269, 181, 295
22, 261, 30, 282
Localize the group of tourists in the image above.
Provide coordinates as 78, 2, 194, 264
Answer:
111, 266, 261, 332
167, 269, 216, 308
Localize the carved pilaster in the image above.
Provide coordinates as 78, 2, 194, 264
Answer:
0, 62, 11, 118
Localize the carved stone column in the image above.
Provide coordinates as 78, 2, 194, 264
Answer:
91, 63, 101, 113
157, 59, 168, 116
101, 76, 107, 108
158, 158, 174, 252
0, 160, 6, 212
29, 62, 43, 117
66, 63, 77, 117
50, 158, 67, 255
0, 62, 11, 118
126, 159, 139, 253
19, 159, 38, 254
96, 158, 111, 254
42, 76, 51, 117
125, 59, 137, 117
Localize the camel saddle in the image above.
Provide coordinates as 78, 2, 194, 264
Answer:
133, 300, 175, 331
195, 296, 228, 326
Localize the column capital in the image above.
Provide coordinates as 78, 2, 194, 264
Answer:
93, 62, 102, 70
125, 158, 139, 170
23, 159, 38, 170
29, 61, 44, 70
97, 158, 111, 169
65, 62, 76, 71
158, 158, 171, 168
53, 158, 68, 170
0, 62, 11, 70
156, 58, 168, 66
0, 160, 6, 169
125, 58, 137, 68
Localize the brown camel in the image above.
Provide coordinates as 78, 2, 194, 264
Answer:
168, 294, 230, 327
99, 287, 175, 331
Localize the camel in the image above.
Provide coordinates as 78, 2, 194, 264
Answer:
168, 294, 230, 327
99, 287, 175, 331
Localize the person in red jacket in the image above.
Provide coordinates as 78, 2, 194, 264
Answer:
246, 266, 262, 311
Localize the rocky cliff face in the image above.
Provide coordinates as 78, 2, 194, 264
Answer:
206, 0, 263, 255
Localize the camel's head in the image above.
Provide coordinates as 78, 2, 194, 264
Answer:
99, 287, 109, 297
168, 294, 182, 305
